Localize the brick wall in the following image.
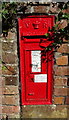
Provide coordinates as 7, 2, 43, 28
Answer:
0, 2, 69, 119
53, 44, 69, 105
0, 31, 20, 119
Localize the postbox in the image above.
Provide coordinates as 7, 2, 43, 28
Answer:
18, 14, 54, 105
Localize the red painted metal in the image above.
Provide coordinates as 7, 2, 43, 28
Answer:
18, 15, 54, 105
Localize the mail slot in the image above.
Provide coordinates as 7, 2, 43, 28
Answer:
18, 14, 54, 105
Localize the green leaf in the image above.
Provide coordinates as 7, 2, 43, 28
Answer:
45, 47, 48, 50
52, 43, 56, 46
61, 13, 69, 19
55, 24, 58, 28
61, 28, 64, 31
49, 48, 52, 50
56, 18, 59, 22
45, 33, 49, 37
2, 66, 6, 71
59, 40, 62, 44
3, 30, 8, 32
2, 10, 8, 15
13, 10, 16, 14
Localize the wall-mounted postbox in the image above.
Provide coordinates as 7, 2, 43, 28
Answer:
18, 14, 54, 105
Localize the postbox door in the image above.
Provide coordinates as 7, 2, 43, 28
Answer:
19, 15, 54, 105
25, 49, 48, 101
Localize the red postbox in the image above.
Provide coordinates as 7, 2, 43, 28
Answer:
18, 14, 54, 105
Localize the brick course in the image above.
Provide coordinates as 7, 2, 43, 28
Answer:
54, 77, 67, 86
2, 52, 17, 64
5, 76, 18, 85
54, 97, 65, 104
34, 6, 47, 13
55, 66, 69, 76
56, 56, 68, 65
2, 95, 19, 105
2, 42, 15, 52
57, 44, 69, 53
54, 88, 68, 96
3, 86, 19, 95
2, 106, 20, 114
56, 105, 68, 111
2, 65, 17, 75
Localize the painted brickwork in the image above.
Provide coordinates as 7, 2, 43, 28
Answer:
0, 2, 69, 119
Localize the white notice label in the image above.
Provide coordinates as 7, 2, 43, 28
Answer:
31, 51, 41, 72
34, 74, 47, 83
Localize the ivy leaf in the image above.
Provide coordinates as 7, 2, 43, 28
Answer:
49, 47, 52, 50
55, 24, 58, 28
45, 33, 50, 37
52, 43, 56, 46
13, 10, 16, 14
61, 28, 64, 31
45, 47, 52, 51
56, 18, 59, 22
59, 40, 63, 44
2, 66, 6, 71
2, 10, 8, 15
62, 14, 69, 19
45, 47, 48, 50
58, 12, 63, 21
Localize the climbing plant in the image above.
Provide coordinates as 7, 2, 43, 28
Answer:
2, 2, 69, 47
44, 2, 69, 51
1, 2, 69, 71
2, 2, 18, 36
